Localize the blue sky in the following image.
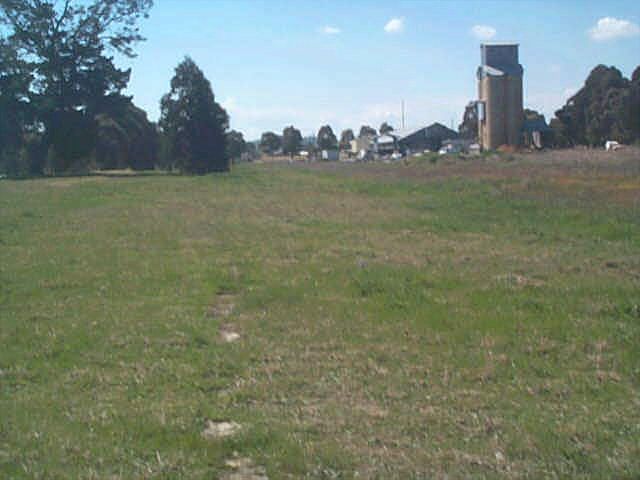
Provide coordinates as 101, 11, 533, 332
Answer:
119, 0, 640, 140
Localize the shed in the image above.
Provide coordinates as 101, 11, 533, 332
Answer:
522, 118, 552, 149
393, 123, 459, 154
321, 149, 339, 161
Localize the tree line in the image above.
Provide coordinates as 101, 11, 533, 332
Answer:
550, 64, 640, 147
0, 0, 242, 177
258, 123, 391, 157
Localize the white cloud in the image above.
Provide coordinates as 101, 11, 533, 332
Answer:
588, 17, 640, 41
321, 26, 341, 35
384, 17, 405, 34
470, 24, 497, 41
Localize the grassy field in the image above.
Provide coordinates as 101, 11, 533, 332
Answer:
1, 149, 639, 479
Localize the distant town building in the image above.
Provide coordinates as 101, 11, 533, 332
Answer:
321, 149, 339, 161
522, 117, 552, 149
477, 43, 524, 150
392, 123, 459, 154
350, 136, 375, 155
376, 134, 397, 155
439, 138, 473, 155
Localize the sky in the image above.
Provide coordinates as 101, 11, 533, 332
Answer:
118, 0, 640, 140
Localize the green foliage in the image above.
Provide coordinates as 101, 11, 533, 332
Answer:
0, 37, 31, 161
226, 130, 246, 162
458, 102, 478, 140
0, 0, 153, 174
552, 64, 640, 146
281, 126, 302, 156
316, 125, 337, 150
159, 57, 229, 174
379, 122, 393, 135
259, 131, 281, 155
339, 129, 355, 151
358, 125, 377, 138
95, 101, 159, 170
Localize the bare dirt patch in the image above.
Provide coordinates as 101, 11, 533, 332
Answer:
201, 420, 242, 440
220, 324, 241, 343
222, 456, 269, 480
209, 294, 236, 318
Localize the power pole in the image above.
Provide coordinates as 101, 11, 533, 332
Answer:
401, 100, 405, 130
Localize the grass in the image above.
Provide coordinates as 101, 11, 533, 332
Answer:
1, 149, 639, 478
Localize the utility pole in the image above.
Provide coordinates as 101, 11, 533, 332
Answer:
401, 100, 405, 130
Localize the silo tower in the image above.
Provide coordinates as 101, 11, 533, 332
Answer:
477, 43, 523, 150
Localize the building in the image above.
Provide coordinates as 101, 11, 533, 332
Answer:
392, 123, 459, 154
376, 134, 397, 155
350, 136, 375, 155
321, 149, 339, 161
477, 43, 524, 150
522, 117, 552, 149
439, 138, 474, 154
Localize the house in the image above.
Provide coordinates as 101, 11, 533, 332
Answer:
376, 134, 397, 155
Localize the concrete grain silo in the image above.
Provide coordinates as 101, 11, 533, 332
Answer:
477, 44, 523, 150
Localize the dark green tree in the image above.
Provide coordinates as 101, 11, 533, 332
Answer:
458, 102, 478, 140
551, 64, 640, 146
94, 99, 158, 170
317, 125, 337, 150
549, 117, 570, 148
358, 125, 377, 138
339, 129, 354, 150
0, 0, 153, 173
260, 131, 281, 155
624, 66, 640, 140
282, 126, 302, 157
0, 37, 32, 174
226, 130, 246, 162
160, 57, 229, 174
244, 141, 258, 161
379, 122, 394, 135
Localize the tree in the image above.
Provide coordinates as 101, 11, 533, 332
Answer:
282, 126, 302, 157
624, 66, 640, 140
260, 131, 281, 155
339, 129, 355, 150
379, 122, 394, 135
0, 37, 32, 174
458, 102, 478, 140
244, 141, 258, 161
226, 130, 246, 162
317, 125, 337, 150
94, 99, 158, 170
549, 117, 570, 148
0, 0, 153, 173
159, 57, 229, 174
358, 125, 377, 138
551, 64, 640, 146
